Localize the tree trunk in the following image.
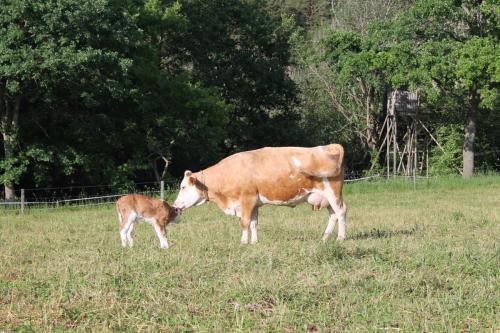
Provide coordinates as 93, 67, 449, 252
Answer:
365, 88, 377, 152
0, 90, 21, 200
2, 132, 15, 200
463, 90, 478, 179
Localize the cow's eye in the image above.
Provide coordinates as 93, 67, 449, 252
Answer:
181, 186, 186, 190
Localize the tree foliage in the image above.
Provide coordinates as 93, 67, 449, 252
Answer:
1, 0, 499, 198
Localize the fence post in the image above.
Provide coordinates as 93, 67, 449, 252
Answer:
160, 180, 165, 200
413, 149, 417, 191
21, 189, 25, 214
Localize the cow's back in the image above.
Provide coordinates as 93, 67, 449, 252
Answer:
207, 145, 343, 202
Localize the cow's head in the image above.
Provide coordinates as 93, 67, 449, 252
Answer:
173, 170, 208, 210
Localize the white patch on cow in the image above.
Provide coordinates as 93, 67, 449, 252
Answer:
292, 156, 301, 168
223, 201, 241, 217
173, 176, 205, 209
258, 192, 308, 207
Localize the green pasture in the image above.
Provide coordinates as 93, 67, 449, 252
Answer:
0, 176, 499, 332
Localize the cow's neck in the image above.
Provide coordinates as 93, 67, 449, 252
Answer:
195, 167, 220, 204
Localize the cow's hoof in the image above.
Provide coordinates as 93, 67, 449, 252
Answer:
241, 240, 249, 245
336, 236, 345, 241
250, 240, 258, 245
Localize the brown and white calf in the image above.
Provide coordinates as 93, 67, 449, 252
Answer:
173, 144, 347, 244
116, 194, 180, 249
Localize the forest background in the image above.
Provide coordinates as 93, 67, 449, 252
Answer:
1, 0, 498, 199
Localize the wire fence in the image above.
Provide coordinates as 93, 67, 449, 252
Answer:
0, 174, 432, 213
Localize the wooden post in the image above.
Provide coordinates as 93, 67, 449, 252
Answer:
393, 117, 397, 178
413, 149, 417, 191
386, 119, 391, 179
21, 189, 25, 214
426, 144, 429, 178
160, 180, 165, 200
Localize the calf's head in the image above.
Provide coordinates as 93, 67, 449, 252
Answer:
173, 170, 208, 210
168, 205, 182, 224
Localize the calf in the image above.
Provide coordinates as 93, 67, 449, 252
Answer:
116, 194, 180, 249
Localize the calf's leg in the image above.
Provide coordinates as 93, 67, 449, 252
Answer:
126, 222, 136, 247
119, 211, 136, 248
152, 222, 169, 249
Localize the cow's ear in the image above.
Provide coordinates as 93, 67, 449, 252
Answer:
188, 176, 197, 185
184, 170, 192, 177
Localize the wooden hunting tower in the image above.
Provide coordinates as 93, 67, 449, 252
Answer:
380, 89, 440, 178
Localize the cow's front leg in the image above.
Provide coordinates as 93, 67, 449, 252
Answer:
250, 208, 258, 245
239, 199, 257, 245
240, 217, 250, 244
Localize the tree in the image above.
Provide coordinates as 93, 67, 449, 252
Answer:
174, 0, 298, 153
454, 37, 499, 177
378, 0, 499, 177
0, 0, 141, 199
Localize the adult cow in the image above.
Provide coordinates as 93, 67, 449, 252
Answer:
173, 144, 347, 244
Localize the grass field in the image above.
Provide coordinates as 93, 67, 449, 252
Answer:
1, 176, 499, 332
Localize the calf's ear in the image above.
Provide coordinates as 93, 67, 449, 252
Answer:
184, 170, 192, 177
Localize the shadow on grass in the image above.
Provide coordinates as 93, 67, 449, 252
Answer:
350, 225, 419, 240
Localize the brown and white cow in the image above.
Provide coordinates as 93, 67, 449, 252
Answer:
173, 144, 347, 244
116, 194, 181, 249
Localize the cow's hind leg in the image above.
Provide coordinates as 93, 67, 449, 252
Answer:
336, 202, 347, 241
322, 206, 338, 242
321, 178, 347, 241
